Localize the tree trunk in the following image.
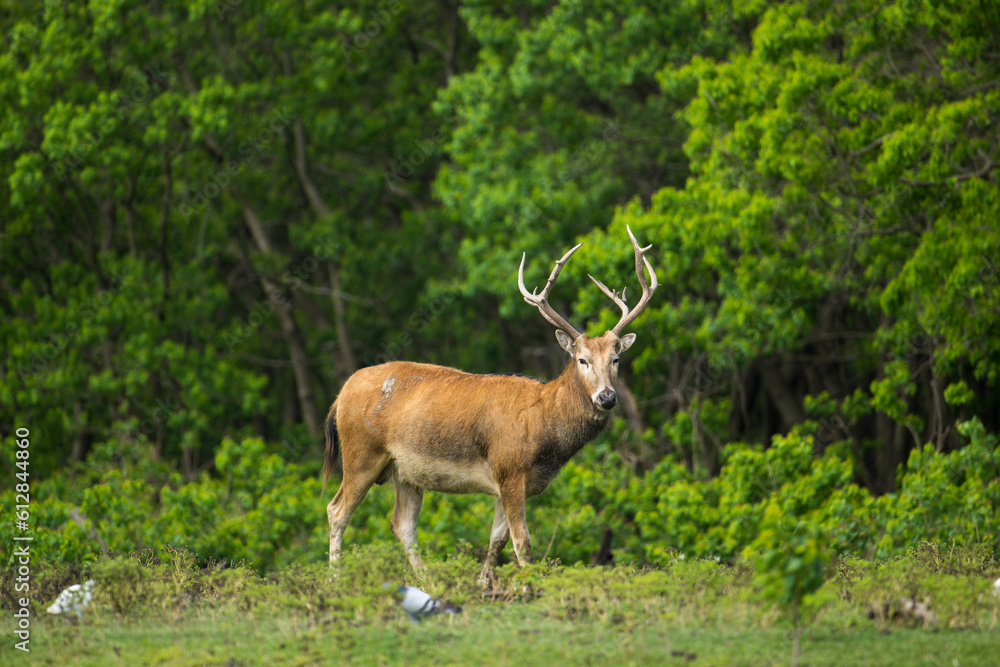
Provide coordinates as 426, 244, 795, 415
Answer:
874, 410, 907, 494
158, 150, 172, 322
243, 205, 321, 433
329, 264, 357, 381
286, 105, 358, 384
70, 400, 90, 470
758, 359, 806, 433
100, 198, 115, 254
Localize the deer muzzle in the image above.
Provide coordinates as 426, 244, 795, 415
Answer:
595, 389, 617, 411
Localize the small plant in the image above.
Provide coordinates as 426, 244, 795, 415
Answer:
747, 504, 831, 667
91, 555, 153, 618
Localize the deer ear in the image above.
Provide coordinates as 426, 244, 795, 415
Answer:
555, 330, 576, 353
617, 333, 636, 353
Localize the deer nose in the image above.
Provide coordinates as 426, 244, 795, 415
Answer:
596, 389, 617, 410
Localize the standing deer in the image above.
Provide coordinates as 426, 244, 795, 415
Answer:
323, 226, 657, 582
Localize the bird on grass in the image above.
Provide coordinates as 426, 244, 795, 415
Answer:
47, 580, 95, 620
386, 584, 462, 624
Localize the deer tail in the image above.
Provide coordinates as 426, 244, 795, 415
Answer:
322, 399, 340, 494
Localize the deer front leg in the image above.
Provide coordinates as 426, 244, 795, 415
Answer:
499, 477, 531, 567
478, 498, 510, 586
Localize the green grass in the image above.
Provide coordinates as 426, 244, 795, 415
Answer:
4, 544, 999, 666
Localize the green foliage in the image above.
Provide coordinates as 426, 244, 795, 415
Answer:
0, 0, 470, 475
157, 436, 327, 571
2, 0, 1000, 612
93, 552, 156, 617
5, 417, 997, 578
2, 545, 997, 666
748, 504, 831, 627
0, 434, 326, 573
874, 418, 1000, 556
634, 428, 867, 564
839, 543, 1000, 631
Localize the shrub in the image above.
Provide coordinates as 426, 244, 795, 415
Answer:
2, 418, 997, 574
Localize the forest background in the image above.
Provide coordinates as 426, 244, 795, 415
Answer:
1, 0, 999, 573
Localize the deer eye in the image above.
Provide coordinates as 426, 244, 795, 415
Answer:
578, 358, 589, 367
612, 358, 620, 365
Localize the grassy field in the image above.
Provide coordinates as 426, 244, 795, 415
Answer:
4, 543, 998, 666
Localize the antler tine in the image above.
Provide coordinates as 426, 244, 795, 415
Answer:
518, 243, 584, 339
588, 274, 629, 319
609, 225, 658, 337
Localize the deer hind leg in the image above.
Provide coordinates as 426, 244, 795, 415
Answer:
390, 478, 425, 571
478, 498, 510, 586
328, 452, 391, 564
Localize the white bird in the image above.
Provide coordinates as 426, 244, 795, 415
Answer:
46, 580, 95, 620
994, 577, 1000, 597
388, 584, 462, 624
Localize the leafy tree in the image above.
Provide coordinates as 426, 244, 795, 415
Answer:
1, 0, 473, 475
566, 0, 1000, 483
1, 0, 999, 572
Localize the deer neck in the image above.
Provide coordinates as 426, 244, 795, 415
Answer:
539, 361, 611, 455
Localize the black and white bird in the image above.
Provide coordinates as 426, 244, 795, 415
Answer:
46, 579, 95, 620
389, 584, 462, 624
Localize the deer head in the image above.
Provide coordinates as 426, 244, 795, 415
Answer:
518, 225, 658, 412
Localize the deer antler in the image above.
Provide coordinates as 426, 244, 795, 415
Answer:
588, 225, 658, 337
518, 243, 584, 339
